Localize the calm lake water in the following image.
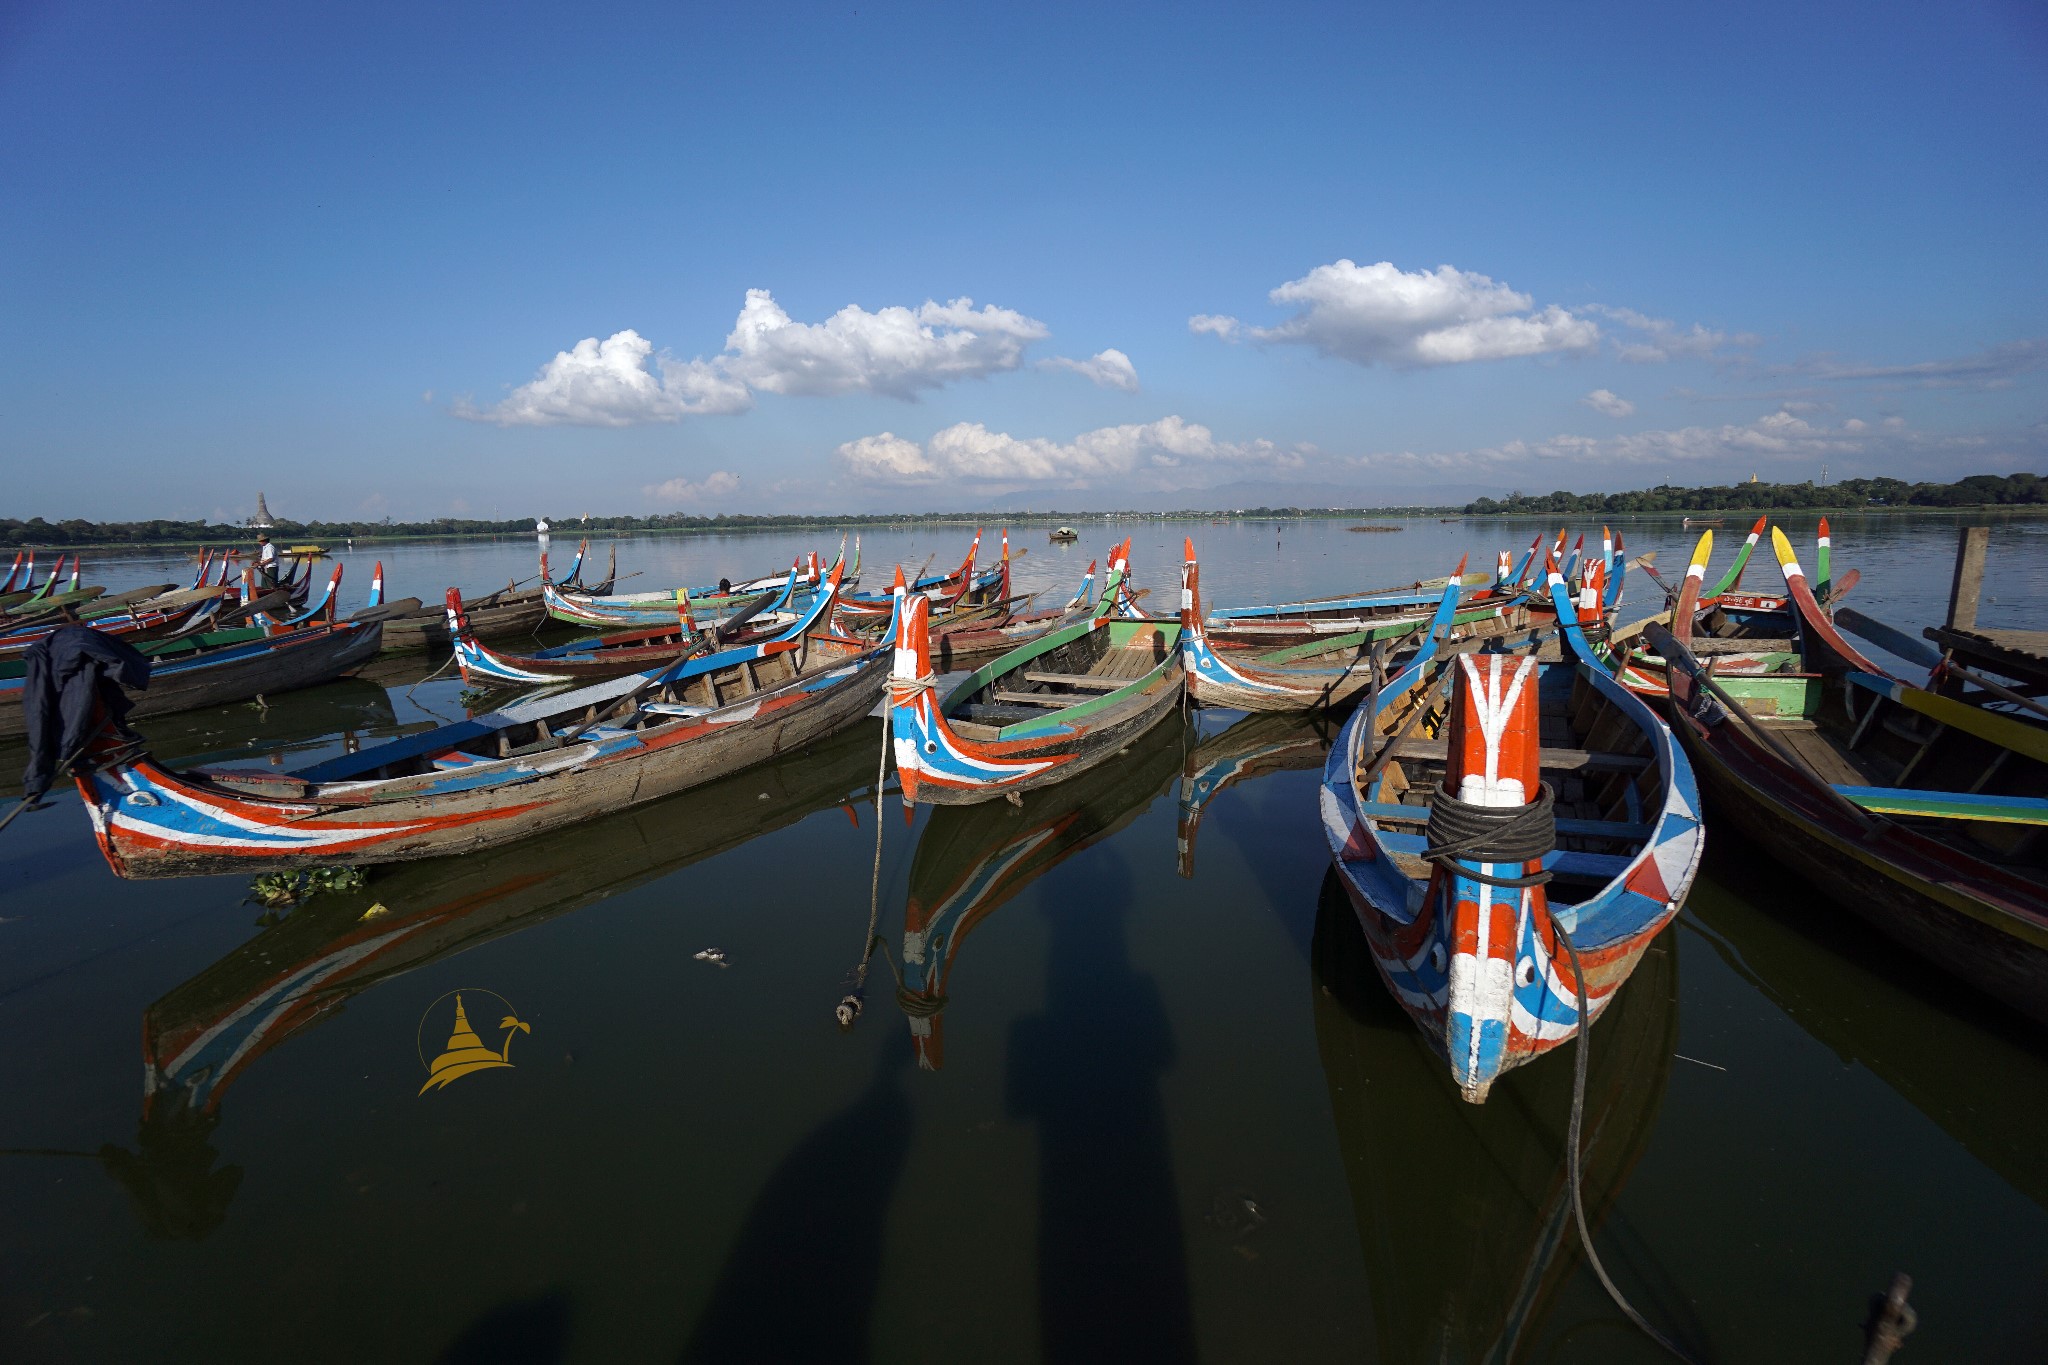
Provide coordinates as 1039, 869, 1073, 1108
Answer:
2, 515, 2045, 1363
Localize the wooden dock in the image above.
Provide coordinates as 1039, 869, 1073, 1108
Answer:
1922, 525, 2048, 691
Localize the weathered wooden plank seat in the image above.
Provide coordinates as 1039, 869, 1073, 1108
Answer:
991, 689, 1082, 708
1021, 671, 1124, 691
964, 702, 1050, 726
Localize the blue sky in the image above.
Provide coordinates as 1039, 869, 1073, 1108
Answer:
4, 0, 2045, 519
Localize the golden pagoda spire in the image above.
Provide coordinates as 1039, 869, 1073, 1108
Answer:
418, 993, 530, 1095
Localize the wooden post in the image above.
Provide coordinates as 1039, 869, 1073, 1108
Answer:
1945, 526, 1989, 632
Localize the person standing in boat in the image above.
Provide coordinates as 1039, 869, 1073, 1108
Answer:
255, 533, 279, 589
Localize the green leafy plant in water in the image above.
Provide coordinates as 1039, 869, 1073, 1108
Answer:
246, 865, 368, 924
457, 688, 498, 708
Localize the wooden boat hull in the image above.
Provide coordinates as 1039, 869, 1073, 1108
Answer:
1320, 578, 1704, 1101
374, 594, 547, 652
890, 549, 1187, 806
77, 642, 888, 878
1674, 716, 2048, 1025
0, 621, 382, 739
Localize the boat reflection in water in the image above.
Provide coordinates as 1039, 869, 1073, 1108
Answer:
112, 723, 882, 1238
1311, 869, 1690, 1361
1174, 710, 1331, 878
896, 713, 1188, 1068
1683, 837, 2048, 1214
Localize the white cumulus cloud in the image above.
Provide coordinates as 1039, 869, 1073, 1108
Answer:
721, 290, 1047, 399
464, 289, 1112, 426
838, 416, 1276, 486
1040, 348, 1140, 392
645, 470, 743, 504
1582, 388, 1635, 418
464, 330, 752, 426
1193, 258, 1599, 368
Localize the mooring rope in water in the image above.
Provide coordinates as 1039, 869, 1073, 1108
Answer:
836, 713, 896, 1030
1555, 924, 1697, 1363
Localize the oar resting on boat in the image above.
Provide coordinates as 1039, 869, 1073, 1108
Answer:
1319, 568, 1705, 1102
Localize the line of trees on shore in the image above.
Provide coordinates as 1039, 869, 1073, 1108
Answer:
1462, 472, 2046, 516
4, 471, 2042, 548
0, 506, 1400, 549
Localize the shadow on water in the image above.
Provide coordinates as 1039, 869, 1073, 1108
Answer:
675, 1038, 912, 1365
434, 1290, 574, 1365
1006, 853, 1199, 1365
1310, 868, 1699, 1363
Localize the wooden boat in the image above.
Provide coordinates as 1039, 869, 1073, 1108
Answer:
1312, 872, 1683, 1359
835, 531, 990, 625
0, 568, 382, 739
1181, 540, 1533, 712
1595, 518, 1802, 699
541, 540, 844, 628
1049, 526, 1079, 543
348, 556, 554, 654
889, 547, 1186, 806
1199, 566, 1501, 650
918, 532, 1098, 670
71, 562, 888, 877
1649, 526, 2048, 1024
1319, 571, 1705, 1102
893, 713, 1187, 1067
449, 572, 797, 689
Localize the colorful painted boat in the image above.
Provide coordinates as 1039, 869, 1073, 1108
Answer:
1319, 571, 1705, 1102
1595, 518, 1800, 699
894, 712, 1187, 1067
889, 547, 1186, 806
1648, 527, 2048, 1024
450, 571, 799, 690
921, 534, 1101, 670
0, 571, 382, 739
542, 540, 846, 628
1181, 539, 1534, 712
71, 562, 888, 877
1312, 871, 1681, 1359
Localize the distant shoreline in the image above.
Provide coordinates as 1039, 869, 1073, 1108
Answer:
13, 501, 2048, 556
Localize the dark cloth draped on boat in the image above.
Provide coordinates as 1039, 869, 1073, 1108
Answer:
20, 625, 151, 803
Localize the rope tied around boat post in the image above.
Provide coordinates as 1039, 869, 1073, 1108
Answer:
1422, 783, 1558, 888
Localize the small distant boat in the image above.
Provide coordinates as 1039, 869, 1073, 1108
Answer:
1048, 526, 1079, 543
287, 544, 326, 558
1681, 516, 1725, 529
1346, 524, 1403, 533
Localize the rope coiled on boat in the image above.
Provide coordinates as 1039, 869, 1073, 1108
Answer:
1423, 783, 1557, 888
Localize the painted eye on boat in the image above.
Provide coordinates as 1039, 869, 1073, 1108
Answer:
1515, 957, 1536, 987
924, 741, 938, 754
1430, 943, 1446, 973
